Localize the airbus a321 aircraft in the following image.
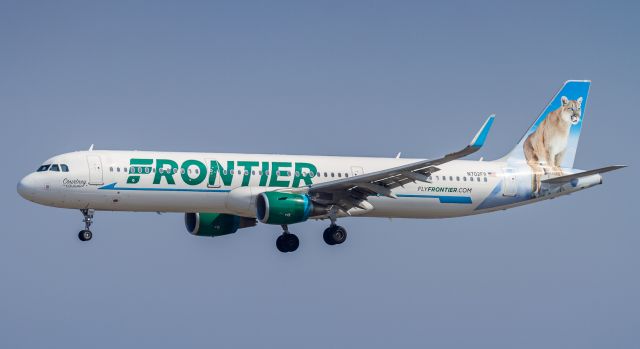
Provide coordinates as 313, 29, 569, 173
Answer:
17, 81, 624, 252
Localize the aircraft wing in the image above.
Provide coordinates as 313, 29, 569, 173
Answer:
542, 165, 626, 184
302, 115, 495, 210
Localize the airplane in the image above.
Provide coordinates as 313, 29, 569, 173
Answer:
17, 81, 625, 253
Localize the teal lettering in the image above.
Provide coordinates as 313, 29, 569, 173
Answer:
154, 159, 178, 185
269, 162, 291, 187
292, 162, 317, 187
259, 162, 269, 186
128, 158, 153, 184
181, 160, 207, 185
237, 161, 259, 186
209, 160, 234, 187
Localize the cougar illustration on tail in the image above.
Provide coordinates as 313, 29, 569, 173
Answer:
523, 96, 583, 194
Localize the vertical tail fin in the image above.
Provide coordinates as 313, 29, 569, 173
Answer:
504, 80, 591, 169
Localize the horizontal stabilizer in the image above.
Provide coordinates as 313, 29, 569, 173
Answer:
542, 165, 626, 184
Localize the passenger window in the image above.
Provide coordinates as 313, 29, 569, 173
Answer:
117, 167, 120, 172
456, 176, 460, 181
61, 164, 69, 172
124, 167, 128, 173
324, 172, 328, 177
109, 167, 114, 172
449, 176, 453, 181
470, 177, 474, 182
442, 176, 445, 181
331, 173, 335, 177
345, 173, 349, 178
338, 173, 342, 178
477, 177, 480, 182
295, 171, 300, 177
484, 177, 487, 182
463, 176, 466, 181
50, 164, 60, 171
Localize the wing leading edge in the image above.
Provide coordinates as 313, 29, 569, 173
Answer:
304, 115, 495, 210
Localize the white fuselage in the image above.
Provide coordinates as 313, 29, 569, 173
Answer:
17, 150, 601, 220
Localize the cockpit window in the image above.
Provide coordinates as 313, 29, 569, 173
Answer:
37, 164, 50, 172
50, 164, 60, 172
61, 164, 69, 172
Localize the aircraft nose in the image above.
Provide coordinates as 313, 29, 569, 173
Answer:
17, 173, 37, 200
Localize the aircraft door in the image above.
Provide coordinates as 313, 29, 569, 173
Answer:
87, 155, 104, 185
351, 166, 364, 177
502, 168, 517, 197
205, 158, 221, 188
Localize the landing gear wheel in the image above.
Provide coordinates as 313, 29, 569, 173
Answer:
276, 233, 299, 253
79, 209, 95, 242
78, 230, 92, 241
323, 227, 336, 245
323, 225, 347, 245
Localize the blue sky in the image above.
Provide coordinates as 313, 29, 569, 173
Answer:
1, 1, 638, 348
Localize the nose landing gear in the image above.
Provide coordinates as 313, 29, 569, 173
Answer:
78, 209, 94, 241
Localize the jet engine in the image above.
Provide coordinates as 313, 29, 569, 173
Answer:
184, 212, 256, 237
256, 192, 327, 225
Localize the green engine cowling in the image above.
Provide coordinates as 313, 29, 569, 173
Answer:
184, 212, 256, 237
256, 192, 325, 225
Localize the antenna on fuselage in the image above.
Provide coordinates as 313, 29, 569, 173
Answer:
88, 144, 94, 151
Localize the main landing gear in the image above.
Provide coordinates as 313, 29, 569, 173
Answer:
323, 224, 347, 245
323, 213, 347, 246
78, 209, 94, 241
274, 213, 348, 253
276, 225, 299, 253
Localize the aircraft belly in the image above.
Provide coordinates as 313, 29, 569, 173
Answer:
61, 188, 230, 213
365, 196, 475, 219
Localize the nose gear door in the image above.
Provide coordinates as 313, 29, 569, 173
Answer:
87, 155, 104, 185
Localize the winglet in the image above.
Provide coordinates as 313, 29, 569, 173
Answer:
469, 115, 495, 148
